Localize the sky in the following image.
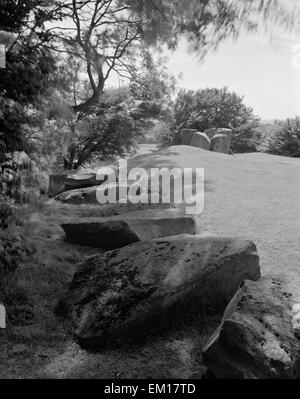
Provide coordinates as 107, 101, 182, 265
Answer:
166, 31, 300, 121
56, 0, 300, 121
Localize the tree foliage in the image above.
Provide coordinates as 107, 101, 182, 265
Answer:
267, 117, 300, 157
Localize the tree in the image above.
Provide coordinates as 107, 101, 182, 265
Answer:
173, 87, 261, 153
0, 0, 60, 154
267, 117, 300, 157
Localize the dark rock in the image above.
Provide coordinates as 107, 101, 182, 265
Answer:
61, 209, 197, 249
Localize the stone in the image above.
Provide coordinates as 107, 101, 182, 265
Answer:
54, 184, 99, 204
202, 277, 300, 379
189, 132, 211, 151
58, 235, 260, 349
61, 209, 197, 249
180, 129, 198, 145
204, 128, 232, 140
210, 134, 231, 154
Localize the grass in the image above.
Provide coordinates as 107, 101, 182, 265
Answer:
1, 145, 299, 378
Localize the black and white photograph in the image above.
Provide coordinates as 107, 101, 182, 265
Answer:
0, 0, 300, 384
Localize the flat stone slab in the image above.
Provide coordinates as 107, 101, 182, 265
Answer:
203, 277, 300, 379
57, 235, 260, 349
61, 209, 196, 249
64, 171, 102, 191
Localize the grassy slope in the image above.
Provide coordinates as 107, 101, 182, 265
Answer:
1, 146, 299, 378
128, 146, 300, 298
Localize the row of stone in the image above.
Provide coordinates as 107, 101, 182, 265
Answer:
178, 127, 232, 154
56, 198, 300, 378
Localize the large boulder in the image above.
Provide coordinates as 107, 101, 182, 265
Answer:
58, 235, 260, 349
202, 277, 300, 379
210, 133, 231, 154
61, 209, 197, 249
204, 128, 232, 141
181, 129, 198, 145
189, 132, 211, 151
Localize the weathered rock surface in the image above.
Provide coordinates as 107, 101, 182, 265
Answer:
64, 171, 106, 191
58, 235, 260, 348
202, 277, 300, 379
61, 209, 196, 249
210, 133, 231, 154
55, 181, 128, 204
180, 129, 198, 145
189, 132, 211, 151
204, 128, 232, 140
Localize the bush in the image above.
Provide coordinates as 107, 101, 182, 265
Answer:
267, 117, 300, 157
173, 87, 261, 153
